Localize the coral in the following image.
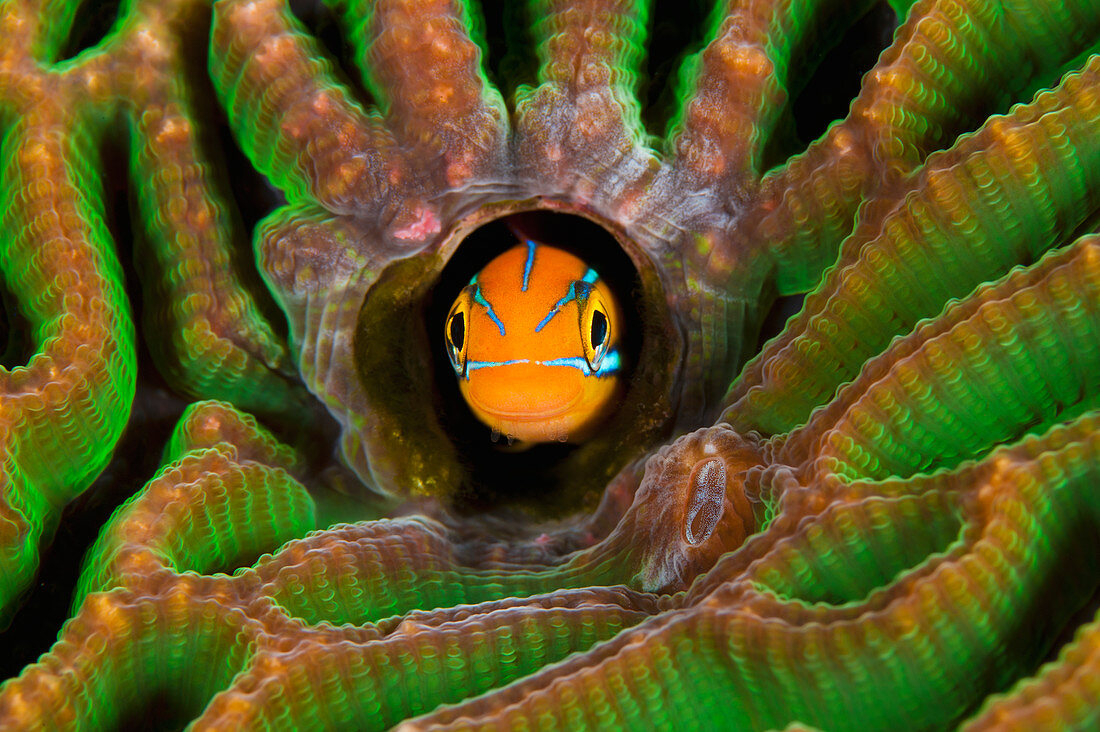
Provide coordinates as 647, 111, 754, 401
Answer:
0, 0, 1098, 729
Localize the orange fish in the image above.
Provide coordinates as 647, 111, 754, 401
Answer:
444, 241, 623, 444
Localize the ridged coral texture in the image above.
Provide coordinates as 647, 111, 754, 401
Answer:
0, 0, 1098, 730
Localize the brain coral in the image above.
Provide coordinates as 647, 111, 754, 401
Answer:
0, 0, 1098, 730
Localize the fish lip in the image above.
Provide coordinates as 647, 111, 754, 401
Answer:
467, 388, 584, 421
476, 402, 579, 421
464, 364, 585, 420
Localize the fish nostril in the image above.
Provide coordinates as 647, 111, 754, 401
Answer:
684, 458, 726, 545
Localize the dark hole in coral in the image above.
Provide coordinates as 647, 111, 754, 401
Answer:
187, 48, 291, 354
786, 2, 899, 151
952, 506, 1100, 726
0, 277, 31, 369
114, 690, 195, 732
477, 0, 538, 102
640, 0, 714, 138
57, 0, 123, 61
110, 622, 253, 732
428, 211, 643, 511
756, 292, 805, 353
747, 1, 900, 172
1044, 578, 1100, 669
288, 0, 377, 108
203, 88, 287, 236
639, 0, 898, 155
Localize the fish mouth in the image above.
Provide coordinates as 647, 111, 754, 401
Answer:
463, 362, 586, 425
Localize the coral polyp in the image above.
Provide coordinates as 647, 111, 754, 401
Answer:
0, 0, 1099, 729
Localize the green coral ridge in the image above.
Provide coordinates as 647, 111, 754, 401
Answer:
0, 0, 1099, 729
0, 98, 136, 624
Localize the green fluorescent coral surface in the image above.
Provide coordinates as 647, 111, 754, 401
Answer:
0, 0, 1099, 729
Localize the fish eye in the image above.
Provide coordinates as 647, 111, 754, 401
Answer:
445, 292, 471, 376
582, 294, 611, 371
449, 311, 465, 352
590, 309, 607, 349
